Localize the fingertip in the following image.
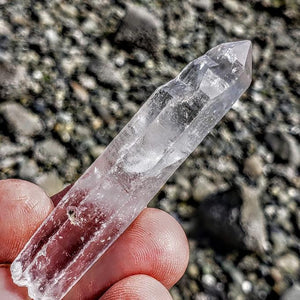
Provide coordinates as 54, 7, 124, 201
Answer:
0, 179, 54, 262
65, 208, 189, 300
100, 274, 173, 300
134, 208, 189, 288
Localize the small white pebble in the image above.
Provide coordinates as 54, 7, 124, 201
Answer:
33, 70, 43, 80
265, 205, 276, 218
242, 280, 252, 294
202, 274, 216, 286
115, 56, 125, 67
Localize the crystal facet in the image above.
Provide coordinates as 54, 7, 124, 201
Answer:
11, 41, 252, 300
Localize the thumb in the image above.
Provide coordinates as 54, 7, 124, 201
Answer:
0, 179, 54, 263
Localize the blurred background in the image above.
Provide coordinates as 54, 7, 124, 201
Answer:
0, 0, 299, 299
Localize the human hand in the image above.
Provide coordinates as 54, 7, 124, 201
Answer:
0, 179, 189, 299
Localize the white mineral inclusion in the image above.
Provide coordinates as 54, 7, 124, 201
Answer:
11, 41, 252, 300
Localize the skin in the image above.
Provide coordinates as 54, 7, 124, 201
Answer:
0, 179, 189, 299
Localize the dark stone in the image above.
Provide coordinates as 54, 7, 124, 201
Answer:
198, 185, 267, 253
114, 4, 162, 56
265, 131, 300, 166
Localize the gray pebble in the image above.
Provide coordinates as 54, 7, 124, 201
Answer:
281, 284, 300, 300
0, 60, 27, 97
19, 159, 39, 180
192, 177, 217, 202
240, 185, 268, 254
270, 229, 288, 255
265, 131, 300, 167
0, 141, 30, 157
34, 139, 67, 165
243, 155, 264, 179
0, 102, 43, 137
275, 253, 300, 276
114, 4, 162, 56
88, 60, 124, 88
35, 171, 64, 197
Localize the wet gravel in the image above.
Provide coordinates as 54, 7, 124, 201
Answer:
0, 0, 299, 299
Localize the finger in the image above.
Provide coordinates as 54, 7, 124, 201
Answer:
100, 274, 173, 300
65, 208, 189, 299
0, 264, 29, 300
0, 179, 54, 262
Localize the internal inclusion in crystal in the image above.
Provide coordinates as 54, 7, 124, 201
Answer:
11, 41, 252, 300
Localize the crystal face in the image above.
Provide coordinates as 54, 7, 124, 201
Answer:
11, 41, 252, 300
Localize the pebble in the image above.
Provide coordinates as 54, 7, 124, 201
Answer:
199, 185, 267, 253
0, 60, 27, 97
176, 174, 192, 200
243, 155, 264, 179
159, 197, 176, 213
78, 74, 97, 90
189, 0, 213, 10
35, 171, 64, 197
275, 253, 300, 276
0, 102, 43, 136
275, 206, 293, 232
38, 10, 55, 26
265, 131, 300, 166
81, 13, 99, 34
281, 284, 300, 300
115, 55, 125, 68
45, 29, 60, 45
114, 4, 162, 56
164, 184, 178, 201
70, 81, 89, 103
0, 157, 16, 169
88, 60, 124, 88
240, 185, 268, 253
34, 139, 67, 165
0, 141, 29, 157
270, 229, 288, 255
187, 263, 200, 279
19, 159, 39, 180
192, 177, 217, 202
61, 158, 80, 182
202, 274, 217, 287
90, 145, 106, 159
178, 202, 195, 218
241, 280, 252, 294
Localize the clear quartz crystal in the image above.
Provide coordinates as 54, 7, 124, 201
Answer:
11, 41, 252, 300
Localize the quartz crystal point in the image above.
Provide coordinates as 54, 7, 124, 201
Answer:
11, 41, 252, 300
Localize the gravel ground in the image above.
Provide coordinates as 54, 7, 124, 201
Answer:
0, 0, 299, 299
